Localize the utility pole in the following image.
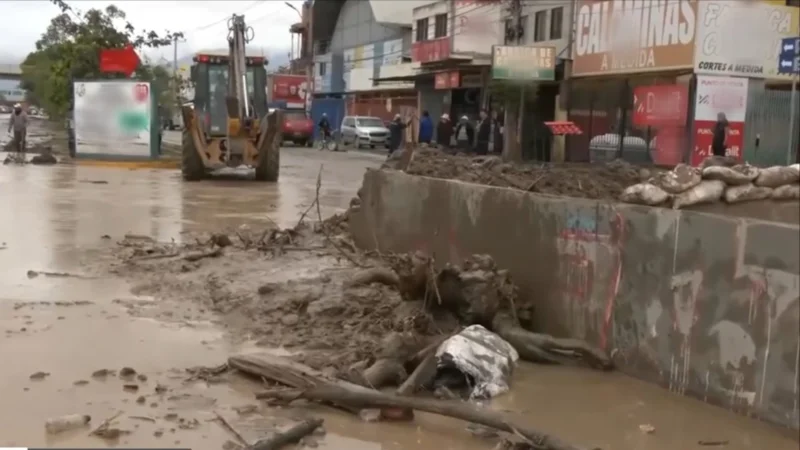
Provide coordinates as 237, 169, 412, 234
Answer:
172, 35, 186, 111
504, 0, 523, 162
306, 1, 314, 115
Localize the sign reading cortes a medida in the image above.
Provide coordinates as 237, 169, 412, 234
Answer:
573, 0, 697, 76
694, 1, 799, 79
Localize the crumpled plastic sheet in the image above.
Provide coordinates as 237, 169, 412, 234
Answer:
435, 324, 519, 400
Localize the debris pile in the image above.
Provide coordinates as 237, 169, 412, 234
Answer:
398, 148, 648, 200
620, 156, 800, 208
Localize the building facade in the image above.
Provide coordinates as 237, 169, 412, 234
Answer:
308, 0, 428, 131
567, 0, 799, 166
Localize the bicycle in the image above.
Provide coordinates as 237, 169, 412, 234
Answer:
317, 130, 339, 152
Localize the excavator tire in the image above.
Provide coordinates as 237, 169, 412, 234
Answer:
255, 111, 281, 182
181, 126, 205, 181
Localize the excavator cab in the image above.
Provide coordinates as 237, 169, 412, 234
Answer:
180, 14, 282, 181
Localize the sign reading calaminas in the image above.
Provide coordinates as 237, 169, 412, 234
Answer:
573, 0, 697, 76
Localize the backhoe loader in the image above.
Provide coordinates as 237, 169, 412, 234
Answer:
181, 14, 281, 181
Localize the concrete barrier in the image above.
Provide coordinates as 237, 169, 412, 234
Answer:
350, 169, 800, 430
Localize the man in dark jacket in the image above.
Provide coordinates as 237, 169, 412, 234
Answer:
475, 109, 491, 155
491, 110, 504, 154
436, 113, 453, 150
711, 112, 729, 157
388, 113, 412, 155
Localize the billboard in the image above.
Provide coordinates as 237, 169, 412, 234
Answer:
572, 0, 697, 76
691, 75, 749, 166
694, 0, 799, 79
491, 45, 555, 80
73, 81, 153, 158
269, 74, 308, 109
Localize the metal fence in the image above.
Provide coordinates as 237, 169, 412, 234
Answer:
743, 88, 800, 166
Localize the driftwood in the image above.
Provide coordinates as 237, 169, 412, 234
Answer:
346, 267, 400, 289
396, 353, 437, 396
228, 353, 410, 417
392, 254, 613, 371
183, 247, 223, 262
251, 418, 323, 450
254, 385, 592, 450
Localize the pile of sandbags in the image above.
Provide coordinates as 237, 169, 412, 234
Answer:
620, 156, 800, 208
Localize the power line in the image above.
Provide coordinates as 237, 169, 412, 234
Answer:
181, 0, 265, 35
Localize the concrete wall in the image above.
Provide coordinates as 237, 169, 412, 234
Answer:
350, 170, 800, 430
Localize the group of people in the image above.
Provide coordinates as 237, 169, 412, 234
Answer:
387, 109, 503, 156
315, 109, 504, 156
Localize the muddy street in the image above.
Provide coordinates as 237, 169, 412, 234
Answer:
1, 148, 797, 450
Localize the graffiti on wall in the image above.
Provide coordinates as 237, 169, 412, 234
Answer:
611, 211, 799, 424
556, 208, 625, 350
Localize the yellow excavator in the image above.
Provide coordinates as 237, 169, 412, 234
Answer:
181, 14, 281, 181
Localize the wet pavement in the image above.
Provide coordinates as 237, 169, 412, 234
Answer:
1, 148, 798, 450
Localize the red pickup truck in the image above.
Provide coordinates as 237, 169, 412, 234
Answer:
281, 110, 314, 146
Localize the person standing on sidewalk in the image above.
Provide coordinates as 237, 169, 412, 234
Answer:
7, 103, 28, 156
712, 112, 729, 157
475, 109, 491, 155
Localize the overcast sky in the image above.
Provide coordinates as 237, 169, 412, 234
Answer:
2, 0, 301, 64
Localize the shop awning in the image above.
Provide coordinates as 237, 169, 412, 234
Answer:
545, 121, 583, 136
372, 74, 419, 84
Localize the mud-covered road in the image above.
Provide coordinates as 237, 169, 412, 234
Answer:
1, 148, 797, 450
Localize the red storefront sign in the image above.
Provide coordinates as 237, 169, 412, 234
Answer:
434, 71, 460, 90
633, 84, 689, 166
411, 38, 450, 63
632, 85, 688, 127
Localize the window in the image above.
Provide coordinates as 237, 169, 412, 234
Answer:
787, 0, 800, 6
504, 16, 527, 44
319, 62, 327, 76
343, 117, 355, 127
356, 117, 385, 127
534, 10, 548, 42
550, 7, 563, 40
416, 18, 429, 42
434, 14, 448, 38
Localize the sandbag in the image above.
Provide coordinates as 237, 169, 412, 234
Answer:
702, 164, 759, 185
654, 164, 702, 194
700, 155, 738, 169
754, 166, 800, 188
435, 325, 519, 400
723, 184, 773, 203
620, 183, 671, 206
771, 184, 800, 201
673, 180, 726, 209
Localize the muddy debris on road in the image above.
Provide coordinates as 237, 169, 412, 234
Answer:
96, 204, 610, 450
399, 148, 653, 200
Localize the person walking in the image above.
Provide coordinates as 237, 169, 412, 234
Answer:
418, 110, 433, 145
7, 103, 28, 156
712, 112, 730, 157
436, 113, 453, 151
388, 113, 413, 156
491, 110, 504, 154
475, 109, 491, 156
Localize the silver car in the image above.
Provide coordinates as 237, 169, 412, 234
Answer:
340, 116, 390, 148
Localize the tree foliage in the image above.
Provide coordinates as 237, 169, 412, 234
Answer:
20, 0, 185, 118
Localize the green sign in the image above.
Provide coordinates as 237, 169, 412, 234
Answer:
492, 45, 556, 81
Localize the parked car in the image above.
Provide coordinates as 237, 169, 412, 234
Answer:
281, 110, 314, 146
340, 116, 390, 149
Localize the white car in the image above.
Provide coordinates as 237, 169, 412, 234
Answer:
339, 116, 390, 149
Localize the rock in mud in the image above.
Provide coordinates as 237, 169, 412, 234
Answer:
73, 379, 89, 386
123, 384, 139, 392
29, 371, 50, 380
30, 152, 58, 165
281, 313, 300, 326
119, 367, 137, 378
